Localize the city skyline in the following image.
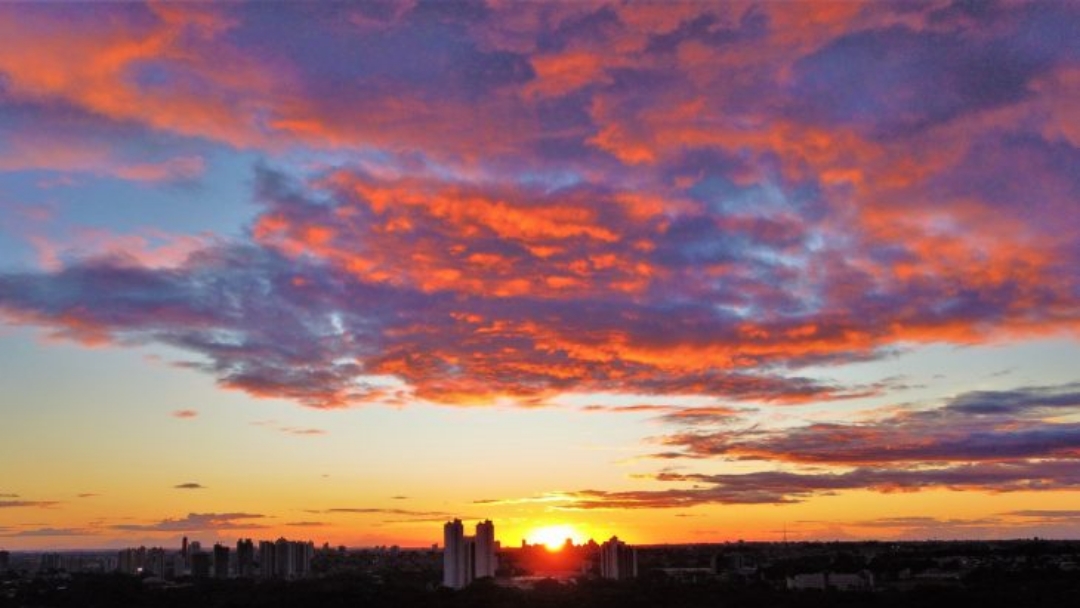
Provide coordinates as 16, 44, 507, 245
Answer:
2, 1, 1080, 551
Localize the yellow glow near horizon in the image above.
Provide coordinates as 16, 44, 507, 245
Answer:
526, 524, 585, 551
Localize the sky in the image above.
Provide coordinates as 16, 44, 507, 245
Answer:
1, 1, 1079, 551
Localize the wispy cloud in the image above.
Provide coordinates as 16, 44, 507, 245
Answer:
0, 527, 98, 537
171, 409, 199, 419
251, 420, 327, 436
320, 507, 451, 517
173, 483, 205, 490
0, 500, 60, 509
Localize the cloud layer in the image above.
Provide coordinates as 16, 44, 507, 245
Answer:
0, 2, 1078, 510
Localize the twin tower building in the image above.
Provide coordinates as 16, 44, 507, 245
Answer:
442, 519, 496, 589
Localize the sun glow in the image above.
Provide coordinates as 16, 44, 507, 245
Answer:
527, 524, 585, 551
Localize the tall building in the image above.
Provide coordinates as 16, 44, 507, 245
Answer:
256, 538, 313, 580
443, 519, 497, 589
237, 538, 255, 577
213, 544, 230, 579
0, 550, 10, 572
117, 547, 148, 575
145, 548, 166, 577
474, 520, 496, 580
443, 519, 466, 589
39, 553, 62, 572
600, 536, 637, 580
259, 540, 276, 579
190, 551, 211, 579
274, 537, 292, 579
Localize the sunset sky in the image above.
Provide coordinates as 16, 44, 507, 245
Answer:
2, 1, 1080, 551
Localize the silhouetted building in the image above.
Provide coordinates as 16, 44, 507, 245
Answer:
38, 553, 62, 572
145, 548, 166, 577
213, 544, 230, 578
444, 519, 466, 588
0, 550, 9, 572
285, 539, 314, 579
167, 552, 185, 579
117, 547, 148, 575
237, 538, 255, 577
475, 520, 497, 580
257, 538, 313, 580
275, 538, 292, 578
443, 519, 497, 589
259, 540, 276, 579
600, 536, 637, 580
190, 551, 211, 579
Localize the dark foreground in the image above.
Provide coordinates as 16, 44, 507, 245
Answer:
3, 572, 1080, 608
4, 540, 1079, 608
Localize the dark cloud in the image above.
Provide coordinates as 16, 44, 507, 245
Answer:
653, 383, 1080, 465
0, 500, 60, 508
173, 483, 205, 490
556, 460, 1080, 508
112, 512, 266, 532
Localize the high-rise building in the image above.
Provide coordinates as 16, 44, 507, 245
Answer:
255, 538, 313, 580
443, 519, 466, 589
117, 547, 148, 575
259, 540, 276, 579
474, 520, 496, 580
600, 536, 637, 580
39, 553, 62, 572
237, 538, 255, 577
190, 551, 211, 579
443, 519, 497, 589
274, 537, 292, 579
0, 550, 10, 572
292, 541, 314, 578
145, 548, 166, 577
213, 544, 230, 579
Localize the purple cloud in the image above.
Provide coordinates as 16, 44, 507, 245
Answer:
112, 512, 267, 532
0, 1, 1073, 515
554, 459, 1080, 509
654, 383, 1080, 464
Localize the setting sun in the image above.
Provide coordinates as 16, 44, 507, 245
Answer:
526, 524, 586, 551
